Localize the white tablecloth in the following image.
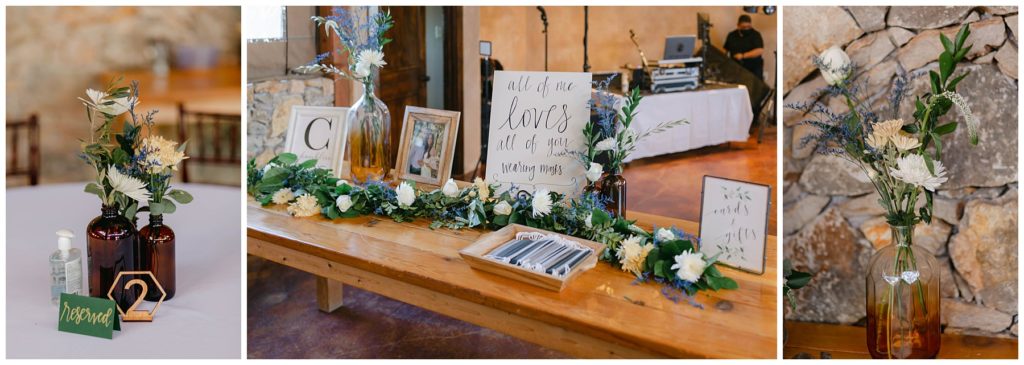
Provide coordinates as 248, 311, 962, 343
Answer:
622, 85, 753, 162
6, 183, 241, 358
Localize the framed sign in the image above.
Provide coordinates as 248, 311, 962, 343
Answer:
698, 175, 771, 274
395, 106, 461, 188
485, 71, 592, 196
283, 106, 349, 177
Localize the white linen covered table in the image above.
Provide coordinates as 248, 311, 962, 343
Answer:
620, 85, 753, 162
6, 183, 241, 358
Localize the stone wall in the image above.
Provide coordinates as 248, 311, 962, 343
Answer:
247, 77, 336, 165
784, 6, 1018, 338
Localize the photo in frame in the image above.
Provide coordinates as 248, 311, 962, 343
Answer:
282, 106, 349, 177
697, 175, 771, 274
395, 106, 461, 187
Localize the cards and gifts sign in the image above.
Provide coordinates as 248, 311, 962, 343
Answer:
698, 176, 771, 274
486, 71, 592, 196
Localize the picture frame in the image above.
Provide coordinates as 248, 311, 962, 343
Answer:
282, 106, 349, 177
697, 175, 771, 275
395, 106, 461, 188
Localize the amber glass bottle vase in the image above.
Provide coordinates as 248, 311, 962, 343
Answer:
87, 204, 139, 310
140, 213, 175, 301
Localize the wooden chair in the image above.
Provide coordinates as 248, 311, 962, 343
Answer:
177, 104, 241, 184
7, 114, 41, 185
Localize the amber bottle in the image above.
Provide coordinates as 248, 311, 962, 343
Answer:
87, 204, 139, 309
140, 214, 175, 301
600, 170, 627, 218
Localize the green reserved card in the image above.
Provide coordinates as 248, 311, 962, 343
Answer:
57, 293, 120, 339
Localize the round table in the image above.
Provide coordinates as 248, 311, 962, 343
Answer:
6, 183, 241, 358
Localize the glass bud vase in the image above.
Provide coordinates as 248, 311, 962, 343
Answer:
866, 224, 941, 359
140, 214, 175, 301
347, 81, 392, 182
599, 169, 627, 218
87, 204, 139, 310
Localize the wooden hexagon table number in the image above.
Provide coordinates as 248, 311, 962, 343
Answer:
107, 271, 167, 322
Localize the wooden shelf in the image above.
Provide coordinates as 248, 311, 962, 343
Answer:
784, 321, 1018, 359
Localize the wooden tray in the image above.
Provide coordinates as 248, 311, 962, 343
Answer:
459, 224, 605, 292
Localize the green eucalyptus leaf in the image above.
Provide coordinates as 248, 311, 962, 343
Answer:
84, 183, 105, 198
299, 159, 318, 169
150, 201, 166, 216
166, 189, 194, 204
274, 153, 298, 165
163, 199, 177, 214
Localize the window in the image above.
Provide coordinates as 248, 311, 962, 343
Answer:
246, 6, 316, 81
244, 6, 286, 42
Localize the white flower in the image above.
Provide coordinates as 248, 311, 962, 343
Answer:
139, 135, 187, 174
655, 228, 676, 242
531, 189, 553, 217
287, 194, 321, 217
891, 154, 948, 191
442, 178, 459, 197
336, 179, 350, 187
493, 200, 513, 215
616, 235, 653, 278
99, 96, 130, 116
818, 46, 851, 86
396, 181, 416, 207
107, 168, 150, 203
351, 63, 370, 79
586, 162, 603, 182
271, 188, 295, 204
872, 119, 905, 140
891, 133, 922, 151
81, 88, 130, 116
357, 49, 387, 68
473, 178, 490, 201
584, 212, 594, 229
866, 132, 888, 150
671, 250, 707, 282
594, 137, 616, 152
335, 195, 353, 212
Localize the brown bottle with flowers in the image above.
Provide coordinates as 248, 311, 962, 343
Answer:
87, 204, 139, 309
140, 213, 175, 301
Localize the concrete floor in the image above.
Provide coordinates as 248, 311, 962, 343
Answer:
247, 126, 777, 358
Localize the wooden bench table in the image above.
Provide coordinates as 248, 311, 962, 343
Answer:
248, 200, 777, 358
784, 321, 1018, 359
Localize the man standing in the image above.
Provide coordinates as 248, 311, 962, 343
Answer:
723, 15, 765, 80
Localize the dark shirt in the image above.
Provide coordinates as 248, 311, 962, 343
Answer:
724, 29, 765, 80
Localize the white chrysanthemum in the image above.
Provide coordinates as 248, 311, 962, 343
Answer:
107, 168, 151, 203
357, 49, 387, 68
586, 162, 603, 182
890, 133, 922, 151
473, 177, 490, 201
336, 195, 353, 212
671, 250, 707, 282
531, 189, 553, 217
493, 200, 513, 215
866, 132, 888, 150
584, 212, 594, 229
396, 181, 416, 207
873, 119, 904, 140
616, 235, 653, 278
442, 178, 459, 197
139, 135, 188, 174
594, 138, 616, 152
890, 154, 948, 191
655, 228, 676, 242
271, 188, 295, 204
941, 91, 979, 144
287, 194, 321, 217
351, 63, 370, 79
818, 46, 851, 86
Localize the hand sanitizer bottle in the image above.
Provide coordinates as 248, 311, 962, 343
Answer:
50, 229, 82, 304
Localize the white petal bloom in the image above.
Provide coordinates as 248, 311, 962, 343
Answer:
671, 250, 707, 282
616, 235, 653, 278
866, 132, 889, 150
493, 200, 513, 215
442, 178, 459, 197
287, 194, 321, 217
473, 177, 490, 201
584, 212, 594, 229
98, 96, 130, 116
107, 168, 151, 203
396, 181, 416, 207
873, 119, 905, 140
594, 137, 616, 152
891, 133, 922, 151
818, 46, 852, 86
586, 162, 603, 182
271, 188, 295, 204
655, 228, 676, 242
335, 195, 353, 212
890, 154, 948, 191
85, 89, 106, 104
531, 189, 553, 217
357, 49, 387, 68
351, 62, 371, 79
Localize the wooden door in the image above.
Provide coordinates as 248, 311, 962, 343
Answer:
378, 6, 427, 163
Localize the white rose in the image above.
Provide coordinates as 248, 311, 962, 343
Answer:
586, 162, 603, 182
336, 195, 353, 212
473, 177, 490, 200
396, 182, 416, 207
655, 228, 676, 242
493, 200, 513, 216
262, 162, 278, 174
818, 46, 851, 86
594, 137, 616, 152
671, 250, 707, 282
442, 178, 459, 197
531, 189, 553, 217
584, 212, 594, 229
336, 179, 350, 187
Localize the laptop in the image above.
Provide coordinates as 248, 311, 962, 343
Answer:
662, 35, 697, 63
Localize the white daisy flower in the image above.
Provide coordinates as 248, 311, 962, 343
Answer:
890, 154, 948, 191
107, 168, 150, 203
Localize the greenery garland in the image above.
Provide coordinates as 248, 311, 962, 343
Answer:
248, 153, 737, 304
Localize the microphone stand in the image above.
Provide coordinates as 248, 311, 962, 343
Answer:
583, 6, 591, 72
537, 6, 548, 71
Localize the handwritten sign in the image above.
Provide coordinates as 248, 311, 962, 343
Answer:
283, 106, 350, 177
485, 71, 592, 196
57, 293, 120, 339
698, 176, 770, 274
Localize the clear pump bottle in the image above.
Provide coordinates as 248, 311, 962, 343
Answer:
50, 229, 83, 304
